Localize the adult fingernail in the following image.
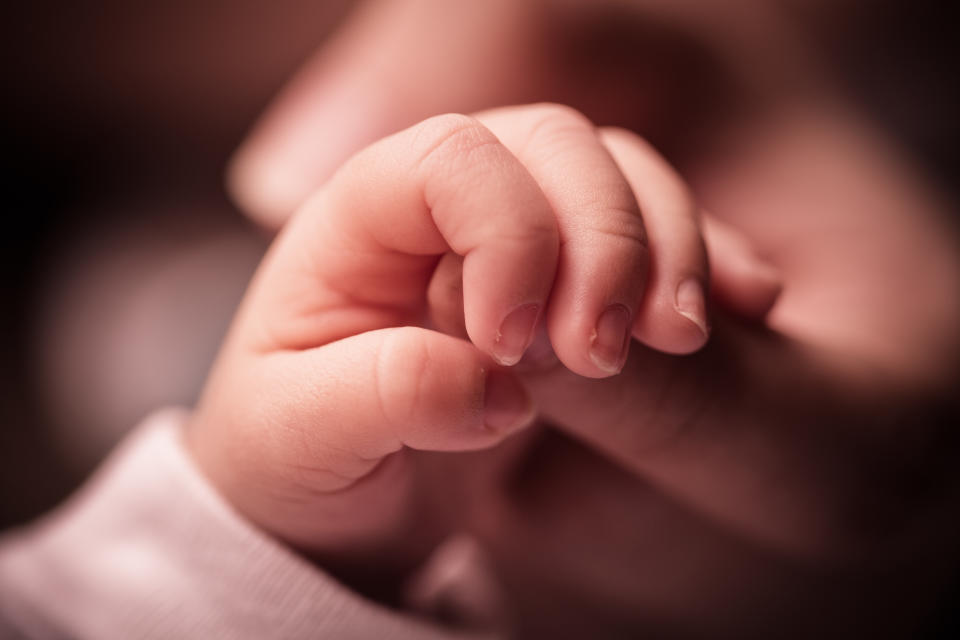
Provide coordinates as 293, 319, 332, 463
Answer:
589, 304, 631, 374
483, 369, 534, 432
491, 304, 540, 366
675, 278, 709, 337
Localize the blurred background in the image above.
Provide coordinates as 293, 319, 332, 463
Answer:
0, 0, 354, 524
0, 0, 957, 634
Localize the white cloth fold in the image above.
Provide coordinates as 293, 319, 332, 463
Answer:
0, 410, 498, 640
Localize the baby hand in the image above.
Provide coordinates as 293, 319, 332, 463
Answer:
187, 104, 779, 585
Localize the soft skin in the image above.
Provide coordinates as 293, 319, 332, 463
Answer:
188, 104, 780, 602
213, 0, 960, 634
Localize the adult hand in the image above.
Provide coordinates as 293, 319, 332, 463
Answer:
227, 0, 813, 230
449, 104, 960, 637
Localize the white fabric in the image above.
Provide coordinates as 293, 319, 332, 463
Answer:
0, 410, 498, 640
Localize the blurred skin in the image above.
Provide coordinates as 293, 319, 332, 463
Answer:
205, 0, 960, 637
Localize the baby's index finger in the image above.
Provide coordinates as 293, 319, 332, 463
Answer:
476, 104, 650, 378
244, 114, 560, 365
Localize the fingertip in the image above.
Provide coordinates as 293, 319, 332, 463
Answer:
368, 328, 536, 452
489, 303, 542, 367
588, 304, 633, 375
226, 146, 308, 232
674, 278, 711, 344
712, 245, 785, 321
633, 279, 712, 356
703, 213, 784, 321
546, 307, 635, 380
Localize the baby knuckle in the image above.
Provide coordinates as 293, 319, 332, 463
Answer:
413, 113, 499, 172
525, 103, 594, 136
584, 208, 648, 248
515, 104, 595, 154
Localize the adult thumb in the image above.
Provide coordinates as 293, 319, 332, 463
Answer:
228, 0, 546, 230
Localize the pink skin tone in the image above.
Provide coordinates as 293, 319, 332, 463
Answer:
197, 0, 960, 635
188, 104, 780, 579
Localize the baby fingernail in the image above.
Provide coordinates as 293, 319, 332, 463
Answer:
675, 278, 709, 337
492, 304, 540, 366
483, 370, 534, 432
589, 304, 631, 374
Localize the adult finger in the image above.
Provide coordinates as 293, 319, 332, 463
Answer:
521, 322, 889, 559
702, 214, 783, 320
229, 0, 544, 229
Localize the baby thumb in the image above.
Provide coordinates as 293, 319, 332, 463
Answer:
190, 326, 533, 552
